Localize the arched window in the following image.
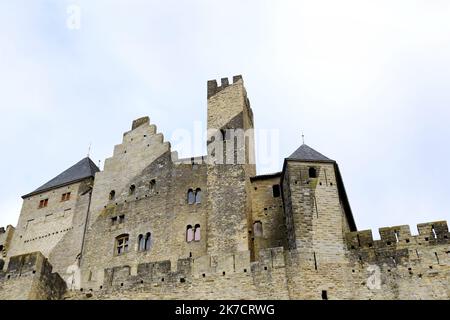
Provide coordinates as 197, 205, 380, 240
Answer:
309, 167, 317, 178
0, 245, 3, 252
186, 225, 194, 242
144, 232, 151, 251
129, 185, 136, 195
195, 188, 202, 204
115, 234, 129, 255
187, 189, 195, 204
138, 234, 145, 251
253, 221, 263, 237
194, 224, 201, 241
109, 190, 116, 200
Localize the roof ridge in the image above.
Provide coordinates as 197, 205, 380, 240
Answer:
22, 157, 100, 198
286, 144, 334, 162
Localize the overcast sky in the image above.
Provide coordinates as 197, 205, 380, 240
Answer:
1, 0, 449, 237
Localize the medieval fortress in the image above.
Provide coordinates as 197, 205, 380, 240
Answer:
0, 76, 448, 300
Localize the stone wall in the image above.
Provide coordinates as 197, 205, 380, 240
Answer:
0, 252, 66, 300
65, 230, 450, 300
249, 174, 286, 260
79, 117, 211, 290
66, 248, 290, 300
206, 76, 256, 257
0, 225, 15, 264
282, 160, 363, 299
344, 221, 450, 299
5, 179, 94, 284
1, 75, 449, 300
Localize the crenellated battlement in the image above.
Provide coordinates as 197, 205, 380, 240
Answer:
207, 75, 243, 99
83, 248, 286, 293
0, 252, 66, 300
2, 75, 449, 300
131, 116, 150, 130
345, 220, 449, 250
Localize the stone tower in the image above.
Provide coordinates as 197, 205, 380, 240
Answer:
5, 157, 99, 287
205, 75, 256, 257
281, 144, 357, 299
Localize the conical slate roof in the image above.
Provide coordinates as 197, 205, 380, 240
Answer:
286, 144, 334, 162
22, 157, 100, 198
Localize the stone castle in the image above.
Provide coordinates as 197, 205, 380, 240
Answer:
0, 75, 448, 300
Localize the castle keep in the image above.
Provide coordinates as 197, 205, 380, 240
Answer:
0, 76, 449, 300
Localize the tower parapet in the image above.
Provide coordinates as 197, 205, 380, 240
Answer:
345, 220, 449, 250
207, 75, 243, 99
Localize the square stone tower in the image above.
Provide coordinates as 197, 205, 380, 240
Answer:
281, 144, 357, 298
206, 75, 257, 257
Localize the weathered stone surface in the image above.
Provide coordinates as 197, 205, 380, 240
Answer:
1, 75, 449, 300
0, 252, 66, 300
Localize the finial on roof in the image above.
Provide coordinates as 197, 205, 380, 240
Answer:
302, 132, 305, 145
87, 142, 92, 158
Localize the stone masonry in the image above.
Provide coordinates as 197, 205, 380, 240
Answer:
0, 75, 448, 300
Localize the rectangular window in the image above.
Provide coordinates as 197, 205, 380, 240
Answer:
116, 235, 129, 255
111, 217, 118, 225
61, 192, 71, 202
272, 185, 281, 198
39, 199, 49, 208
119, 215, 125, 224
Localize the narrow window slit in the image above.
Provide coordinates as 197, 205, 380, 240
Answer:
313, 252, 318, 271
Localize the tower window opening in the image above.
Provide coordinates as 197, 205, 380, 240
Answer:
187, 189, 195, 204
38, 199, 49, 209
149, 179, 156, 192
272, 184, 281, 198
194, 224, 201, 241
220, 129, 227, 141
144, 232, 151, 251
322, 290, 328, 300
253, 221, 263, 237
61, 192, 71, 202
195, 188, 202, 204
115, 234, 129, 255
129, 185, 136, 195
186, 225, 194, 242
138, 234, 144, 251
109, 190, 116, 200
309, 167, 317, 178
